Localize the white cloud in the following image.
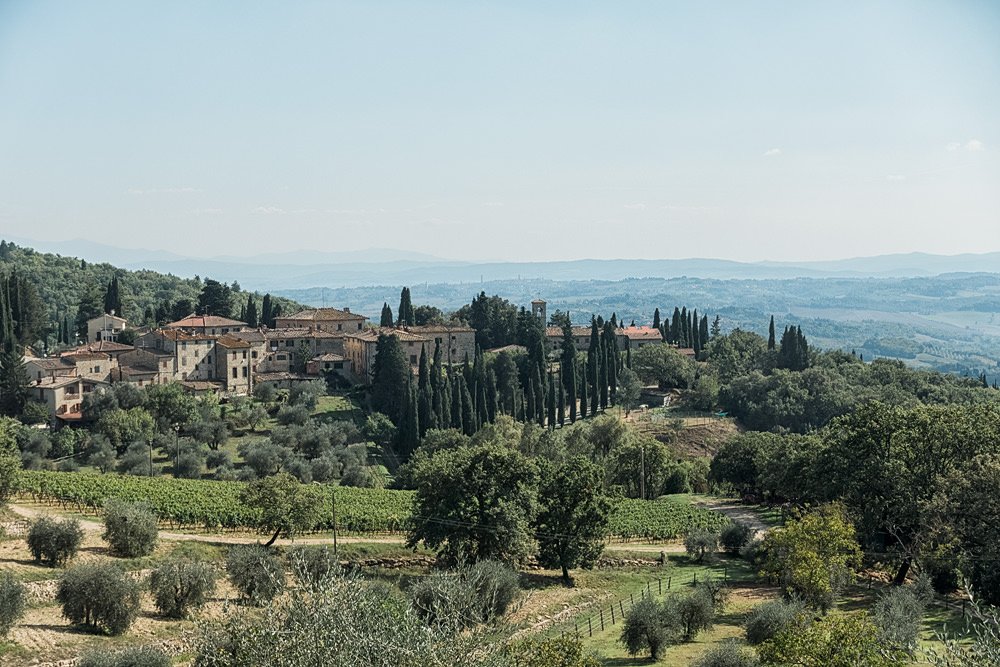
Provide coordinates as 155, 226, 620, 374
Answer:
623, 202, 647, 210
128, 187, 202, 195
762, 148, 781, 157
886, 174, 906, 182
947, 139, 985, 152
253, 206, 286, 214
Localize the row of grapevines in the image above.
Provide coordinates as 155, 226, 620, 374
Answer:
19, 471, 728, 540
17, 471, 413, 534
607, 498, 731, 541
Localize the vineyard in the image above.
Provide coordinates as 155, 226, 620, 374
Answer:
17, 471, 730, 540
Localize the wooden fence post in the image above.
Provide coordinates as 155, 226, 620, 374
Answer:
600, 609, 605, 631
611, 604, 616, 624
588, 617, 592, 637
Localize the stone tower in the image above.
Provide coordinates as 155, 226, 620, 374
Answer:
531, 299, 547, 326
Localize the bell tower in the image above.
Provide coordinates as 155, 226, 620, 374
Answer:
531, 299, 547, 325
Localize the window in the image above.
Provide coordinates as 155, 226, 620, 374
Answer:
338, 324, 343, 331
410, 355, 417, 364
232, 368, 237, 379
286, 340, 294, 348
277, 354, 287, 361
357, 323, 362, 330
242, 351, 247, 359
242, 367, 248, 378
252, 351, 258, 359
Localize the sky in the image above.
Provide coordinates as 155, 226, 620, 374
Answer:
0, 1, 998, 263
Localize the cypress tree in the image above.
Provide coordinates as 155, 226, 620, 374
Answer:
566, 357, 577, 422
485, 368, 498, 423
699, 315, 709, 350
396, 378, 420, 456
670, 307, 681, 345
557, 378, 565, 427
589, 352, 599, 416
579, 359, 588, 418
245, 296, 259, 327
397, 287, 414, 327
261, 294, 273, 329
440, 374, 452, 429
547, 375, 556, 430
381, 302, 394, 327
626, 342, 632, 369
768, 315, 776, 350
692, 309, 701, 356
598, 342, 608, 410
525, 375, 536, 422
711, 315, 721, 338
652, 307, 661, 329
451, 374, 464, 431
461, 375, 476, 436
418, 346, 433, 435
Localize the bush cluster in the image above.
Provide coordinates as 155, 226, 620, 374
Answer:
720, 522, 754, 555
226, 545, 285, 604
409, 560, 520, 629
744, 598, 805, 645
0, 572, 26, 637
289, 545, 340, 590
149, 559, 217, 619
103, 499, 159, 558
27, 517, 83, 567
78, 646, 171, 667
57, 562, 141, 635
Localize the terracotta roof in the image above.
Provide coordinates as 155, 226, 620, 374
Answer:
152, 329, 215, 342
115, 365, 159, 378
622, 326, 663, 341
263, 328, 340, 341
66, 340, 134, 354
229, 330, 267, 343
215, 335, 252, 349
26, 358, 74, 370
179, 380, 224, 392
278, 308, 366, 323
677, 347, 697, 357
165, 314, 247, 329
403, 324, 475, 334
531, 299, 546, 304
311, 353, 346, 362
32, 376, 107, 390
61, 352, 111, 362
346, 328, 430, 343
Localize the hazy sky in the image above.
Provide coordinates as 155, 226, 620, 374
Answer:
1, 1, 998, 262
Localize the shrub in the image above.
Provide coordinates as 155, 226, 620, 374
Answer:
57, 562, 141, 635
226, 545, 285, 604
27, 517, 83, 567
78, 646, 170, 667
739, 536, 766, 565
149, 559, 218, 619
621, 596, 674, 660
720, 522, 754, 555
694, 640, 762, 667
409, 560, 520, 629
0, 572, 26, 637
685, 527, 719, 562
289, 545, 340, 590
744, 598, 805, 645
103, 500, 159, 557
674, 587, 717, 640
872, 585, 925, 653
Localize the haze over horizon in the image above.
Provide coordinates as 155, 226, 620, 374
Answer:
2, 2, 999, 263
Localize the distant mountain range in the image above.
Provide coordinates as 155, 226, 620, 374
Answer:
5, 235, 999, 291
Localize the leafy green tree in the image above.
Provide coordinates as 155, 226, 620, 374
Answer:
150, 559, 217, 619
226, 544, 285, 605
616, 367, 642, 415
197, 279, 233, 317
0, 572, 25, 638
28, 517, 83, 566
758, 612, 907, 667
57, 562, 142, 635
535, 457, 611, 583
632, 345, 695, 389
685, 527, 720, 562
760, 504, 861, 610
407, 444, 538, 565
621, 596, 675, 660
744, 598, 806, 645
102, 500, 158, 557
239, 473, 325, 546
95, 407, 155, 450
78, 646, 170, 667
